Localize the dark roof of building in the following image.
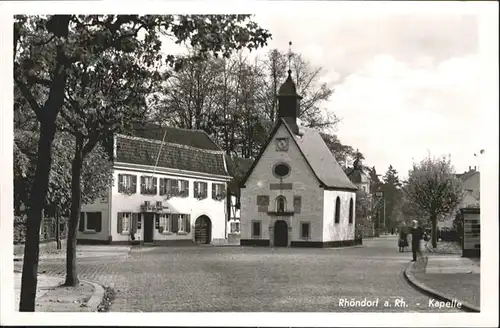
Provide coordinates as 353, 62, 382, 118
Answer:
240, 119, 358, 191
345, 167, 369, 184
278, 70, 300, 97
115, 124, 230, 177
227, 157, 253, 196
456, 170, 479, 181
129, 122, 222, 151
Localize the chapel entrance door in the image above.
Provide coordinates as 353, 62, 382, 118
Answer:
274, 220, 288, 247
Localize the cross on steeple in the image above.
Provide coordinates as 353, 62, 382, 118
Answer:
287, 41, 293, 74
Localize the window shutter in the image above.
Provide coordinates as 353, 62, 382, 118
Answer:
117, 213, 123, 233
166, 179, 172, 194
131, 213, 138, 233
140, 176, 145, 194
131, 175, 137, 194
173, 179, 179, 195
212, 183, 216, 199
171, 214, 179, 233
349, 198, 354, 224
194, 182, 199, 197
79, 212, 85, 232
159, 178, 165, 195
203, 183, 208, 198
184, 180, 189, 197
118, 174, 124, 193
185, 215, 191, 233
153, 178, 157, 195
96, 212, 102, 232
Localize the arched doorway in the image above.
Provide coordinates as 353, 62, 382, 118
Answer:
194, 215, 212, 244
274, 220, 288, 247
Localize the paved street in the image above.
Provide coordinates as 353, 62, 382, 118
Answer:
14, 237, 463, 312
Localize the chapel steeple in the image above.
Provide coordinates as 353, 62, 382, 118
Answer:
277, 41, 302, 135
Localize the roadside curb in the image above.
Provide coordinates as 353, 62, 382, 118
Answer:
13, 270, 105, 312
324, 245, 366, 250
403, 261, 480, 313
81, 279, 105, 312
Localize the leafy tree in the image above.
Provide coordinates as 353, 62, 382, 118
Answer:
154, 47, 339, 159
355, 190, 372, 226
403, 156, 465, 248
381, 165, 403, 231
320, 133, 358, 169
367, 166, 382, 193
57, 24, 166, 286
262, 50, 338, 129
14, 128, 112, 217
14, 14, 271, 311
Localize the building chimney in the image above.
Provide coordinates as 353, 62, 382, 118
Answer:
469, 166, 471, 171
474, 166, 476, 171
277, 70, 302, 135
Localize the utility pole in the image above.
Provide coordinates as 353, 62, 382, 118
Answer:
375, 190, 384, 236
55, 208, 61, 249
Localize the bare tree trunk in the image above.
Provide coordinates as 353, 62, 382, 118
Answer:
64, 137, 84, 286
19, 120, 57, 312
431, 214, 438, 248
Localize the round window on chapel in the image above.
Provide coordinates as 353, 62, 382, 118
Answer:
273, 163, 291, 178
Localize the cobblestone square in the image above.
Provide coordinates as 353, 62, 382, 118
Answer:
14, 237, 463, 312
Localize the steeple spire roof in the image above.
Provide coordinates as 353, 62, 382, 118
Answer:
278, 69, 298, 96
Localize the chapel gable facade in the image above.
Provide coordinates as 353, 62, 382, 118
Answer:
239, 70, 358, 247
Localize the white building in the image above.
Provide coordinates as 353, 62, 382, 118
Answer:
345, 163, 371, 194
239, 70, 358, 247
227, 195, 241, 234
77, 124, 232, 245
439, 166, 480, 229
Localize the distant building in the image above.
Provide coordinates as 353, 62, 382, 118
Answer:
78, 123, 232, 245
456, 166, 480, 207
239, 70, 358, 247
439, 166, 480, 229
345, 160, 376, 237
345, 159, 370, 193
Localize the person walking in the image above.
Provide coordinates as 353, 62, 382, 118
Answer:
410, 220, 423, 261
398, 227, 408, 252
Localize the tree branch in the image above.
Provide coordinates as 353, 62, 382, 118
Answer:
14, 73, 42, 117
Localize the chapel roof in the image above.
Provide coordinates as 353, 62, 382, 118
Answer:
278, 70, 299, 97
240, 118, 358, 191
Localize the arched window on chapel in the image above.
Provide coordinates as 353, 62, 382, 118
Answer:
349, 198, 354, 224
334, 196, 341, 224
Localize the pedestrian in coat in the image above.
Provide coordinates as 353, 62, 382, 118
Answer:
410, 220, 423, 261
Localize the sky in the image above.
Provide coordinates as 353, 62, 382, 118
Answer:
155, 5, 489, 179
250, 10, 484, 179
3, 2, 495, 181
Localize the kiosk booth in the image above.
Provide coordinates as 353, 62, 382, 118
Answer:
460, 207, 480, 258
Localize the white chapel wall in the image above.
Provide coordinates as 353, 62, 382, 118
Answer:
322, 190, 356, 242
240, 124, 324, 241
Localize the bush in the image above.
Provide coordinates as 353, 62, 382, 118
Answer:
13, 215, 65, 244
439, 228, 459, 242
